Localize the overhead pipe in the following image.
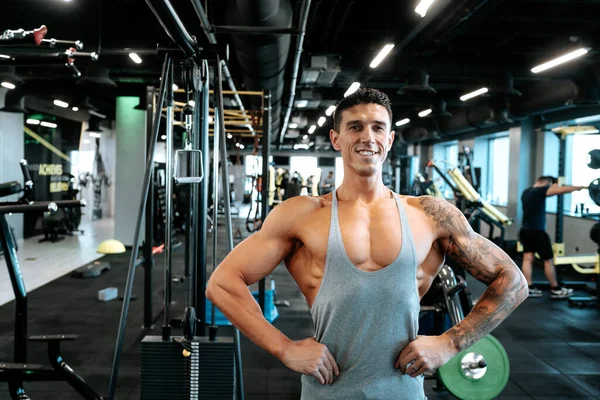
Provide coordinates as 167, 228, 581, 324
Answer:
225, 0, 294, 142
279, 0, 311, 146
400, 79, 585, 143
510, 80, 578, 118
213, 26, 297, 35
190, 0, 253, 133
145, 0, 198, 57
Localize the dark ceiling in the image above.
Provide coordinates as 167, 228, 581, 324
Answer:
1, 0, 600, 151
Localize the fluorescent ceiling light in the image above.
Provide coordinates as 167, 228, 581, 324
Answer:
72, 106, 79, 111
172, 84, 178, 91
54, 99, 69, 108
227, 133, 233, 139
129, 52, 142, 64
308, 125, 316, 134
1, 82, 16, 89
369, 44, 395, 68
344, 82, 361, 97
188, 100, 195, 107
296, 99, 308, 108
531, 48, 589, 73
161, 135, 167, 140
289, 123, 298, 129
395, 118, 410, 127
415, 0, 436, 17
303, 135, 308, 140
239, 144, 245, 149
0, 54, 10, 59
26, 119, 40, 125
40, 121, 57, 128
89, 132, 101, 138
460, 87, 489, 101
418, 109, 432, 117
294, 144, 310, 150
325, 105, 336, 116
318, 116, 327, 127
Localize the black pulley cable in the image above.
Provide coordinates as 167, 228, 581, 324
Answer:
215, 54, 245, 400
107, 55, 172, 400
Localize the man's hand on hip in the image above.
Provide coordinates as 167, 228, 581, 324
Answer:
281, 337, 340, 385
395, 334, 458, 378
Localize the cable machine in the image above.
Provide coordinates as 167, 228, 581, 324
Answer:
107, 1, 246, 398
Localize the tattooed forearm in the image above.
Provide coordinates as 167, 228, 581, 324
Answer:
419, 196, 528, 351
446, 267, 528, 351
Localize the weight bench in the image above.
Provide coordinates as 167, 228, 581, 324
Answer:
26, 334, 102, 399
0, 362, 43, 400
0, 334, 102, 400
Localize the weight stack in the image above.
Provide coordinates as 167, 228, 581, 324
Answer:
141, 335, 236, 400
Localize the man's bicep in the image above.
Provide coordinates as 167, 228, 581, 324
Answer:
211, 200, 303, 287
446, 231, 515, 285
419, 196, 515, 284
217, 231, 295, 286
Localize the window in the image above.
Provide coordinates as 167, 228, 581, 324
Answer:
569, 133, 600, 214
432, 141, 458, 198
245, 155, 273, 176
486, 136, 510, 206
289, 156, 318, 185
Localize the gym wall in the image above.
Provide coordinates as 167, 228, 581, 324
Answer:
0, 87, 25, 242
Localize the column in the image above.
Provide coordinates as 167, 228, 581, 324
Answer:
505, 118, 536, 238
114, 97, 147, 246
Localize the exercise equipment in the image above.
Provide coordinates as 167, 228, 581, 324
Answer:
438, 335, 510, 400
108, 2, 249, 396
0, 160, 102, 400
541, 128, 600, 306
419, 265, 510, 400
587, 149, 600, 170
427, 159, 514, 251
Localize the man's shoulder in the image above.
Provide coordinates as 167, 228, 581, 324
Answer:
272, 195, 330, 221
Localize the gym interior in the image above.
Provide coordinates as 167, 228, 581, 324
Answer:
0, 0, 599, 399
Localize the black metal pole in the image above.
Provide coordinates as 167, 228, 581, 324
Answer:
259, 91, 271, 312
0, 214, 27, 363
556, 135, 566, 244
145, 0, 197, 57
216, 56, 245, 400
189, 89, 201, 309
107, 55, 172, 400
143, 86, 155, 330
163, 61, 175, 340
196, 61, 210, 336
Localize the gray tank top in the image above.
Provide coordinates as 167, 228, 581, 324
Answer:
301, 190, 425, 400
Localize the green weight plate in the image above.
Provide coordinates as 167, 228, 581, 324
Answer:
438, 334, 510, 400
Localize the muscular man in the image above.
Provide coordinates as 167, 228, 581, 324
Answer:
206, 88, 528, 399
520, 176, 587, 298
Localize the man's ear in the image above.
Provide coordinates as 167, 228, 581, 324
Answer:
330, 128, 341, 151
388, 130, 395, 151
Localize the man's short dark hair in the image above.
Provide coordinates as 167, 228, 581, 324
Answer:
537, 176, 557, 184
333, 87, 393, 132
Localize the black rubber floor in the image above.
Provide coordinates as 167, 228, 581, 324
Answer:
0, 223, 599, 399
